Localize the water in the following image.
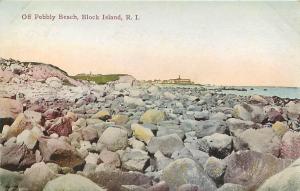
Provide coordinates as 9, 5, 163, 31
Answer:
216, 86, 300, 99
157, 84, 300, 99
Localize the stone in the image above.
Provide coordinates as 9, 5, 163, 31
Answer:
0, 144, 36, 170
120, 148, 150, 172
131, 124, 154, 144
257, 158, 300, 191
154, 151, 173, 171
129, 137, 146, 150
161, 158, 216, 191
210, 112, 227, 121
266, 109, 284, 123
163, 92, 176, 100
249, 95, 268, 105
92, 110, 111, 121
19, 162, 58, 191
86, 170, 152, 191
4, 113, 31, 139
45, 76, 62, 88
147, 134, 184, 156
45, 116, 72, 137
16, 129, 38, 149
85, 152, 100, 165
43, 109, 62, 120
82, 127, 98, 142
204, 157, 226, 185
38, 137, 84, 169
272, 121, 288, 137
74, 118, 87, 128
99, 150, 121, 168
0, 168, 23, 191
177, 184, 203, 191
285, 101, 300, 120
203, 133, 233, 159
233, 103, 266, 123
237, 128, 281, 156
157, 125, 185, 139
124, 96, 145, 107
43, 174, 105, 191
217, 183, 246, 191
0, 98, 22, 120
280, 131, 300, 159
226, 118, 256, 136
224, 150, 291, 190
24, 110, 43, 125
140, 109, 166, 125
194, 111, 209, 121
110, 114, 129, 125
98, 127, 128, 151
147, 181, 169, 191
195, 120, 227, 138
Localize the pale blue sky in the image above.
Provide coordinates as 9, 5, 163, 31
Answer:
0, 1, 300, 86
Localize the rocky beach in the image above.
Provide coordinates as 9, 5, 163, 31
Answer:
0, 58, 300, 191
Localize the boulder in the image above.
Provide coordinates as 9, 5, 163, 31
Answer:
82, 127, 98, 142
4, 113, 31, 139
110, 114, 129, 125
233, 103, 266, 123
45, 116, 72, 137
163, 92, 176, 100
16, 129, 38, 149
249, 95, 268, 105
257, 158, 300, 191
285, 101, 300, 120
120, 148, 150, 172
161, 158, 216, 191
272, 121, 288, 137
45, 77, 62, 88
237, 128, 281, 156
157, 125, 185, 139
92, 110, 111, 121
0, 168, 23, 191
19, 162, 58, 191
224, 150, 291, 190
86, 169, 152, 190
140, 109, 166, 125
0, 98, 23, 124
38, 137, 84, 169
195, 120, 227, 138
177, 184, 203, 191
131, 124, 154, 144
147, 134, 184, 156
154, 151, 173, 171
217, 183, 246, 191
204, 157, 226, 184
0, 144, 36, 170
194, 111, 209, 121
280, 131, 300, 159
124, 96, 145, 107
99, 150, 121, 168
43, 174, 105, 191
226, 118, 256, 136
203, 133, 233, 159
98, 127, 128, 152
24, 110, 43, 125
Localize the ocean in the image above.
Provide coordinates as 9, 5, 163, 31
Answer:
214, 86, 300, 99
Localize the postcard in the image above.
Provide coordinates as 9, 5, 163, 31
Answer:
0, 1, 300, 191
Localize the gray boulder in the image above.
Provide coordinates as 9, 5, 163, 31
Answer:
203, 133, 233, 159
147, 134, 184, 156
233, 103, 266, 123
237, 128, 281, 156
224, 150, 291, 190
43, 174, 105, 191
98, 127, 128, 152
195, 120, 227, 138
258, 158, 300, 191
120, 148, 150, 172
162, 158, 216, 191
0, 168, 23, 191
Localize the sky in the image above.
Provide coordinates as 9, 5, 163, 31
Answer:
0, 1, 300, 87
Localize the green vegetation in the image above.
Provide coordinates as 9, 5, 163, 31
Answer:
72, 74, 125, 84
